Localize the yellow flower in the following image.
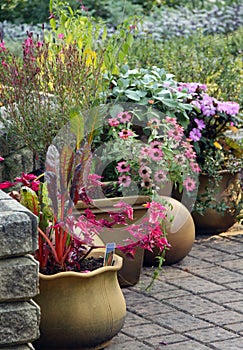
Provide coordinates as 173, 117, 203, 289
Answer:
214, 141, 222, 149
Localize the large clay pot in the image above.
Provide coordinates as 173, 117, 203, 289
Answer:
192, 171, 242, 234
75, 196, 149, 287
144, 196, 195, 266
33, 249, 126, 350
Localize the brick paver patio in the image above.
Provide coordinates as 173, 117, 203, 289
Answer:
108, 224, 243, 350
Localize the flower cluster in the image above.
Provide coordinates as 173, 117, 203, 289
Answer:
177, 82, 242, 171
94, 105, 200, 196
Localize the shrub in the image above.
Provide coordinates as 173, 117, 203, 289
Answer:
128, 28, 243, 105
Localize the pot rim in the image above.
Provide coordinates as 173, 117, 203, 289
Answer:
75, 195, 150, 210
39, 248, 123, 280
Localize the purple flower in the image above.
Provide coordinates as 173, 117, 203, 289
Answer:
216, 101, 240, 116
194, 118, 205, 130
189, 128, 202, 142
200, 94, 216, 116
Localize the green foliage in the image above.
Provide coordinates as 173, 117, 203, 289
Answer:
0, 0, 50, 24
128, 28, 243, 104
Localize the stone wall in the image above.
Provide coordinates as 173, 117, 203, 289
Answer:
0, 190, 40, 349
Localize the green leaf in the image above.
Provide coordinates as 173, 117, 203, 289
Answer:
125, 90, 143, 101
70, 108, 84, 148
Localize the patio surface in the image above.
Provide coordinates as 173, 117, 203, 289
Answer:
107, 223, 243, 350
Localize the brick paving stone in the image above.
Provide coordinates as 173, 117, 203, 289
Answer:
226, 301, 243, 313
143, 333, 189, 347
107, 340, 152, 350
185, 326, 238, 343
189, 246, 239, 262
168, 275, 227, 294
210, 337, 243, 350
201, 290, 243, 304
123, 290, 155, 305
164, 294, 226, 315
226, 281, 243, 290
202, 239, 243, 254
151, 310, 212, 332
219, 258, 243, 271
124, 312, 152, 327
197, 310, 243, 326
127, 299, 175, 317
122, 323, 170, 339
151, 288, 192, 301
151, 340, 212, 349
223, 322, 243, 334
174, 255, 213, 270
191, 266, 243, 284
158, 266, 192, 280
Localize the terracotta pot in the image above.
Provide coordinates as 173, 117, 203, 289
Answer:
143, 196, 195, 266
74, 196, 149, 287
192, 171, 241, 234
33, 249, 126, 350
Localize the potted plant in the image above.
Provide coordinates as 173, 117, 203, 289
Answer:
106, 66, 242, 233
0, 135, 170, 349
176, 82, 242, 233
74, 102, 199, 267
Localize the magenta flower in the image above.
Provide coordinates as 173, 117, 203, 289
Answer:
183, 177, 196, 192
118, 129, 134, 139
117, 111, 132, 123
0, 181, 16, 189
144, 201, 166, 223
118, 174, 131, 187
139, 146, 150, 157
189, 128, 201, 142
58, 33, 65, 40
0, 156, 4, 161
116, 161, 130, 173
2, 60, 7, 67
113, 201, 133, 220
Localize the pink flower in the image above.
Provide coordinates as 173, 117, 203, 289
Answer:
185, 149, 197, 160
148, 147, 163, 161
190, 162, 201, 173
147, 117, 160, 129
118, 174, 131, 187
165, 116, 177, 126
108, 118, 120, 127
141, 178, 152, 189
183, 177, 196, 192
87, 174, 103, 186
117, 111, 132, 123
167, 125, 184, 142
118, 129, 134, 139
139, 165, 152, 178
116, 161, 130, 173
139, 146, 150, 157
113, 201, 133, 220
58, 33, 65, 39
144, 201, 166, 223
0, 156, 4, 161
154, 170, 167, 183
0, 41, 6, 52
2, 60, 7, 67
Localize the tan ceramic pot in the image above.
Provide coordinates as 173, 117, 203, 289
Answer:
192, 171, 241, 234
33, 249, 126, 350
144, 196, 195, 266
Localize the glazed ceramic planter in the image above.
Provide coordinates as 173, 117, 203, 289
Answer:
192, 171, 242, 234
33, 249, 126, 350
143, 196, 195, 266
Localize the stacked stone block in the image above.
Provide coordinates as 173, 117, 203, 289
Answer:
0, 190, 40, 349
